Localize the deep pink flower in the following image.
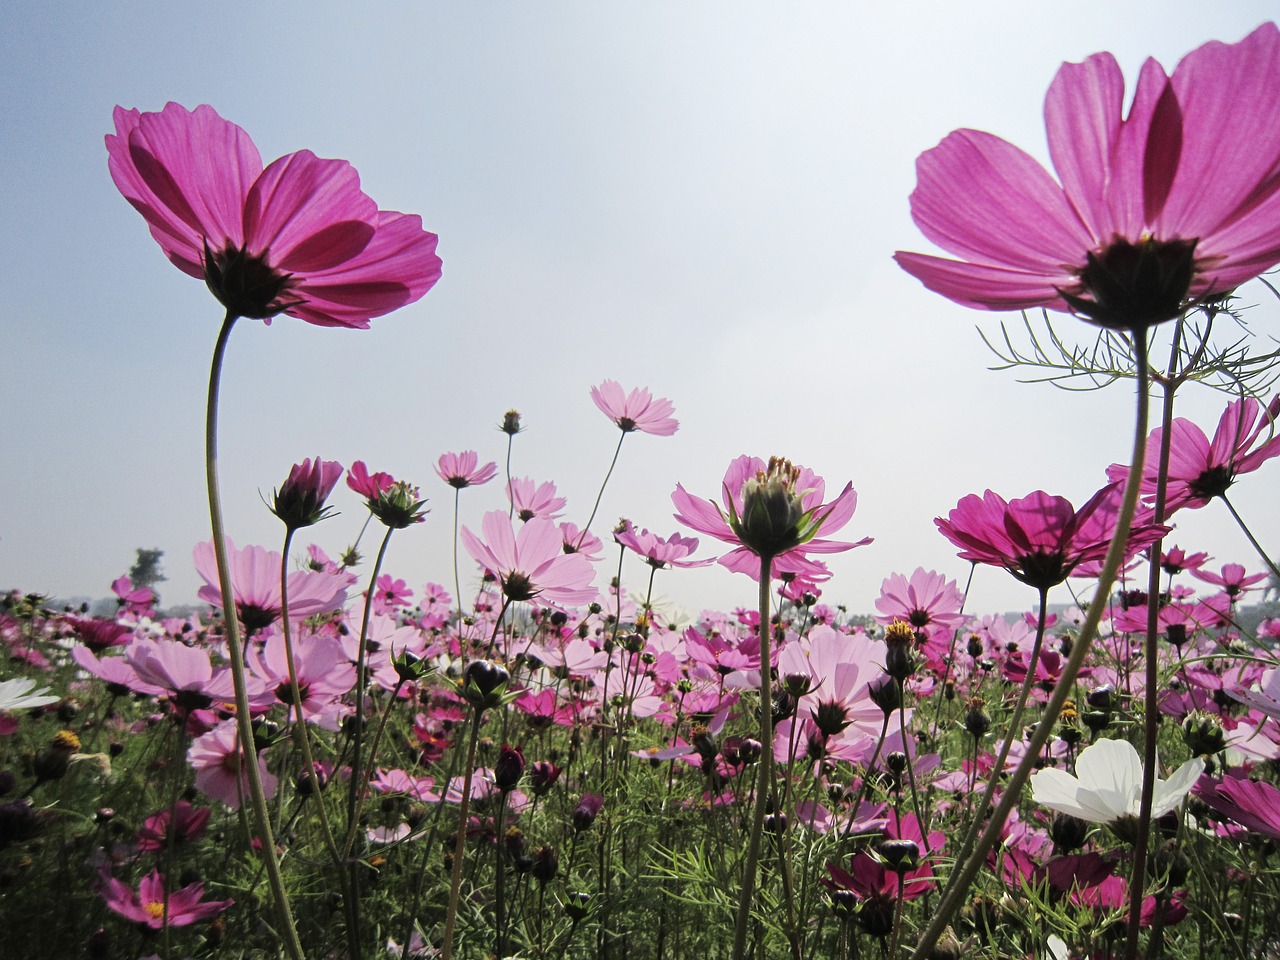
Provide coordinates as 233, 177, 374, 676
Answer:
461, 511, 597, 607
1108, 395, 1280, 513
111, 576, 156, 615
895, 24, 1280, 329
346, 462, 428, 528
615, 520, 713, 570
135, 801, 211, 852
435, 450, 498, 489
935, 485, 1167, 591
107, 102, 441, 327
101, 868, 232, 929
590, 380, 679, 436
508, 478, 567, 523
672, 455, 870, 579
1190, 562, 1268, 599
271, 458, 343, 529
1197, 773, 1280, 841
1160, 545, 1211, 575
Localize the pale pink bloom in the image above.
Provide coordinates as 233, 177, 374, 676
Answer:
558, 522, 604, 560
508, 477, 567, 522
615, 520, 713, 570
101, 868, 232, 928
461, 511, 597, 607
672, 455, 870, 580
188, 719, 277, 809
435, 450, 498, 489
1191, 562, 1268, 598
874, 568, 966, 631
590, 380, 679, 436
111, 575, 156, 615
896, 24, 1280, 328
248, 632, 355, 725
107, 102, 440, 327
194, 538, 350, 634
125, 638, 247, 709
1108, 395, 1280, 513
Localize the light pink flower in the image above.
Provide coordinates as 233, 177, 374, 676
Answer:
615, 520, 713, 570
194, 538, 350, 634
508, 477, 567, 523
590, 380, 679, 436
895, 24, 1280, 329
671, 455, 870, 580
101, 868, 232, 929
107, 102, 441, 327
435, 450, 498, 489
461, 511, 597, 607
874, 568, 966, 632
188, 719, 277, 809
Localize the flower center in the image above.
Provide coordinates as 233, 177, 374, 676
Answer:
203, 240, 299, 320
144, 900, 166, 921
1060, 235, 1199, 330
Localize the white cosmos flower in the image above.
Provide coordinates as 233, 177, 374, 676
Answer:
1029, 738, 1204, 824
0, 677, 60, 712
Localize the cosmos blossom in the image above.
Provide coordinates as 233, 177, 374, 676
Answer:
435, 450, 498, 489
615, 520, 713, 570
461, 511, 597, 607
874, 568, 966, 632
1029, 738, 1203, 824
507, 478, 567, 522
193, 539, 350, 635
895, 24, 1280, 329
934, 485, 1167, 591
101, 868, 233, 929
672, 455, 870, 580
1107, 395, 1280, 514
107, 102, 441, 327
188, 719, 278, 809
590, 380, 679, 436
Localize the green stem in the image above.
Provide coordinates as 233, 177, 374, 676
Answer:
579, 430, 627, 547
910, 330, 1152, 960
441, 712, 484, 960
1221, 494, 1280, 583
204, 313, 306, 960
732, 556, 775, 960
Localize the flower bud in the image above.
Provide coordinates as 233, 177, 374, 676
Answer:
877, 838, 920, 873
572, 794, 604, 832
462, 660, 510, 712
868, 675, 900, 717
1182, 712, 1226, 756
732, 457, 808, 558
528, 760, 562, 795
883, 621, 918, 681
499, 410, 523, 435
963, 697, 991, 739
494, 744, 526, 793
270, 458, 343, 530
531, 844, 558, 885
1050, 813, 1089, 853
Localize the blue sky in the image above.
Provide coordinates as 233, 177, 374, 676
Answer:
2, 2, 1278, 620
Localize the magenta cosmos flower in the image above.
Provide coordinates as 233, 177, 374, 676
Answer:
935, 484, 1167, 591
672, 455, 870, 578
590, 380, 679, 436
461, 511, 597, 606
107, 102, 441, 327
270, 457, 343, 529
101, 868, 233, 929
615, 520, 713, 570
435, 450, 498, 489
895, 24, 1280, 330
1107, 394, 1280, 513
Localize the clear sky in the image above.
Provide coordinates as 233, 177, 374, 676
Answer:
2, 2, 1278, 621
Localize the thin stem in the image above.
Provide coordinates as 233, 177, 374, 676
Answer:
1221, 494, 1280, 583
910, 330, 1152, 960
204, 313, 306, 960
732, 557, 775, 960
452, 487, 464, 623
579, 431, 627, 547
442, 711, 484, 960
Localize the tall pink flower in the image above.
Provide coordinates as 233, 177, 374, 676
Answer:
435, 450, 498, 489
935, 485, 1167, 591
107, 102, 441, 327
615, 520, 713, 570
874, 567, 966, 632
590, 380, 679, 436
461, 511, 597, 607
1107, 395, 1280, 513
508, 478, 567, 523
672, 455, 870, 579
895, 24, 1280, 330
193, 539, 350, 634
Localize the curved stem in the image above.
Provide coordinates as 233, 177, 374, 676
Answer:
579, 431, 627, 547
732, 557, 775, 960
204, 313, 306, 960
452, 487, 464, 623
910, 331, 1152, 960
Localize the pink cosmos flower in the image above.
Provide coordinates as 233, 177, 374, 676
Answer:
101, 868, 232, 929
135, 801, 211, 852
590, 380, 679, 436
107, 102, 441, 327
896, 24, 1280, 329
558, 522, 604, 560
1197, 774, 1280, 841
188, 719, 278, 808
1160, 546, 1211, 575
1190, 562, 1268, 599
1107, 395, 1280, 514
615, 520, 713, 570
461, 511, 597, 607
672, 455, 870, 579
194, 539, 350, 634
112, 576, 156, 615
270, 457, 343, 529
935, 484, 1167, 591
508, 478, 567, 522
874, 568, 966, 632
435, 450, 498, 489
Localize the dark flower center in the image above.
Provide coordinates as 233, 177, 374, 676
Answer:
1187, 464, 1234, 501
1014, 552, 1068, 590
203, 240, 299, 320
616, 417, 637, 432
237, 603, 278, 636
503, 572, 535, 602
1060, 235, 1199, 331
